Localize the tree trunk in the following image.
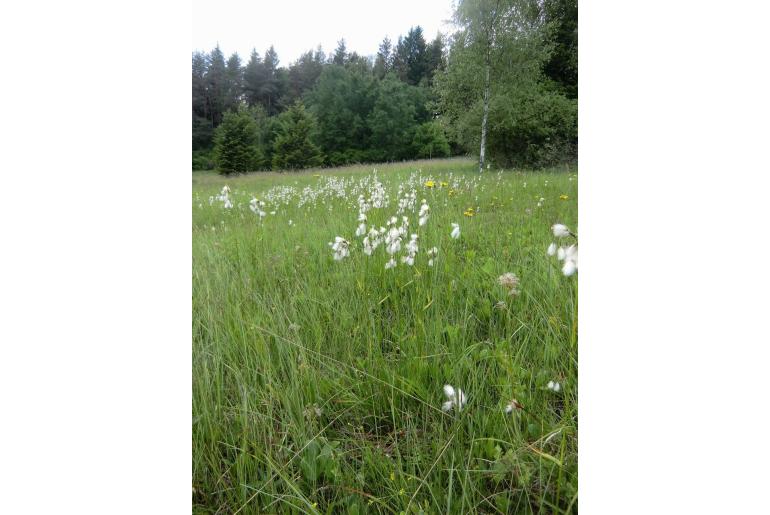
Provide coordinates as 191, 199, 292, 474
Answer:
479, 60, 490, 173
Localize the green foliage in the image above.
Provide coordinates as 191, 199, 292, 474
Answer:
543, 0, 578, 98
213, 110, 263, 175
271, 102, 324, 170
192, 149, 215, 171
307, 65, 375, 163
412, 121, 451, 159
435, 0, 577, 167
367, 75, 421, 161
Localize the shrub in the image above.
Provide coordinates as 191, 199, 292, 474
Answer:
192, 149, 215, 171
412, 121, 451, 159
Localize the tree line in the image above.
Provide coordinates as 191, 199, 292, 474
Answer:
193, 0, 577, 174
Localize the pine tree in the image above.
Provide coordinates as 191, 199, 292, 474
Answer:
425, 34, 445, 84
192, 52, 213, 149
261, 46, 281, 115
373, 36, 392, 78
206, 45, 227, 126
225, 52, 243, 112
271, 103, 324, 170
243, 49, 264, 108
332, 39, 347, 65
213, 110, 263, 175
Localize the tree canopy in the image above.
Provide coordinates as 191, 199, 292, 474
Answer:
192, 7, 577, 173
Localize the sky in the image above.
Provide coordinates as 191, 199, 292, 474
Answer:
192, 0, 456, 65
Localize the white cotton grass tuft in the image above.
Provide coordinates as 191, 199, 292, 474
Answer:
504, 398, 522, 414
561, 244, 578, 276
450, 223, 460, 239
562, 259, 577, 277
551, 223, 572, 238
385, 258, 396, 269
547, 242, 557, 256
547, 380, 561, 392
442, 384, 467, 412
329, 237, 350, 261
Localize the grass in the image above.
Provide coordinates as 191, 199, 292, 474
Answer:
192, 157, 578, 514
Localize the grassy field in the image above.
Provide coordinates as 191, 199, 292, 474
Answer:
193, 157, 578, 514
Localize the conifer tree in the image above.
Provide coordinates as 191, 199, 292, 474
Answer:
271, 103, 324, 170
213, 110, 263, 174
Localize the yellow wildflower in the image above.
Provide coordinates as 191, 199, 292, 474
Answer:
424, 180, 435, 188
560, 194, 569, 200
441, 181, 448, 187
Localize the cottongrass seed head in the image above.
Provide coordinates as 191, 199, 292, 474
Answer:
442, 384, 467, 412
450, 223, 460, 239
551, 223, 571, 238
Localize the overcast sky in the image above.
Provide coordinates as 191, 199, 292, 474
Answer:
192, 0, 456, 64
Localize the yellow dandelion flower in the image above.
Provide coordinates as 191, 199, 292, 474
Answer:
424, 180, 435, 188
463, 210, 474, 217
560, 194, 569, 200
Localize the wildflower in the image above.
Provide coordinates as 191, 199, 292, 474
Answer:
440, 181, 448, 187
442, 384, 467, 412
450, 223, 460, 239
561, 244, 578, 276
329, 237, 350, 261
551, 223, 572, 238
418, 200, 430, 226
358, 212, 367, 222
355, 223, 367, 237
547, 242, 557, 256
497, 272, 520, 296
504, 398, 523, 414
427, 247, 438, 267
547, 381, 561, 392
560, 195, 569, 200
463, 209, 474, 217
288, 219, 293, 226
557, 247, 566, 261
385, 258, 397, 269
424, 180, 435, 188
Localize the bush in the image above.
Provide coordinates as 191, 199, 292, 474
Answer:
192, 149, 215, 171
485, 89, 577, 168
213, 110, 264, 175
412, 121, 451, 159
271, 103, 325, 170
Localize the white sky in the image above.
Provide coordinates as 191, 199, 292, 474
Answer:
192, 0, 456, 65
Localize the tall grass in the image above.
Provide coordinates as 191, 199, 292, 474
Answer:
193, 157, 578, 514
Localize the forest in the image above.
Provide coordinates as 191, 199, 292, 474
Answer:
192, 0, 576, 173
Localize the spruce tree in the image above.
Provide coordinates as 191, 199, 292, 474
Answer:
243, 49, 264, 108
206, 45, 227, 125
271, 103, 324, 170
213, 110, 263, 175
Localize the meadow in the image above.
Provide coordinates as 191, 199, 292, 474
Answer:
192, 157, 578, 514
